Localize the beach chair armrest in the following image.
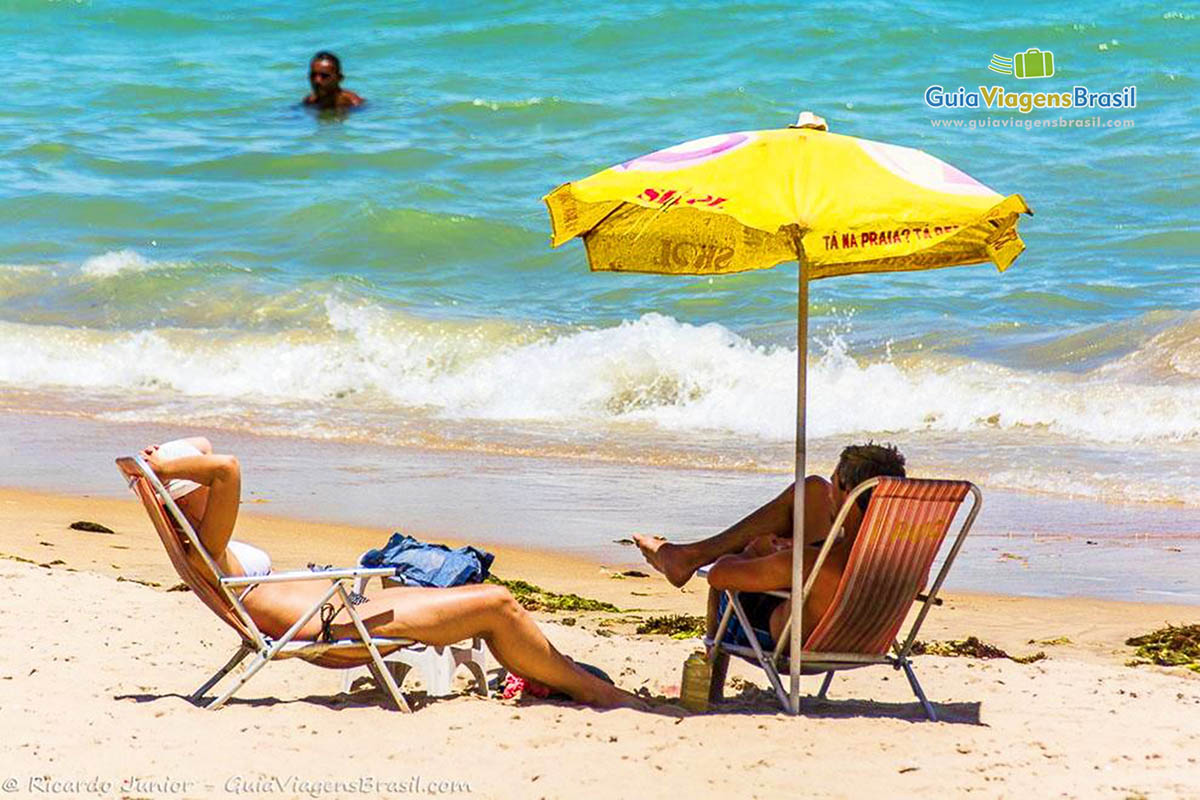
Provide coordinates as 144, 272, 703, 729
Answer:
221, 567, 397, 587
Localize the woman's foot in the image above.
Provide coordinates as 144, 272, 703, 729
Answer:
633, 534, 695, 588
564, 660, 649, 710
506, 663, 649, 711
588, 682, 650, 711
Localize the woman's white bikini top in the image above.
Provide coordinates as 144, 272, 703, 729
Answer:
226, 540, 272, 577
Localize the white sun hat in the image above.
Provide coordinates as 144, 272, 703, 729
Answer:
154, 439, 204, 499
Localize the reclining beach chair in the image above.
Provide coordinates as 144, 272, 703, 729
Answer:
117, 454, 417, 711
702, 477, 981, 721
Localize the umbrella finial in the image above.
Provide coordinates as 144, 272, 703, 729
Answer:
788, 111, 828, 131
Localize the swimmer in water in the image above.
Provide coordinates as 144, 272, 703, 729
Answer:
302, 51, 364, 111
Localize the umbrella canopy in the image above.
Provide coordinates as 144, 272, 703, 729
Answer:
546, 125, 1029, 277
543, 118, 1032, 714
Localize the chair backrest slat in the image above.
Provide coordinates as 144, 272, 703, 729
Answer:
804, 478, 970, 656
116, 457, 255, 644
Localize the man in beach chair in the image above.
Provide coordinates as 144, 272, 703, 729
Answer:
638, 443, 982, 717
704, 476, 981, 718
636, 443, 909, 655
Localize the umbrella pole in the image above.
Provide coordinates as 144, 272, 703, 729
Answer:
789, 256, 809, 715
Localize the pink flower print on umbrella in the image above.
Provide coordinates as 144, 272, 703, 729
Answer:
616, 132, 755, 172
856, 139, 997, 196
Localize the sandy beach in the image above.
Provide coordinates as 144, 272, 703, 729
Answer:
2, 486, 1199, 799
2, 5, 1197, 798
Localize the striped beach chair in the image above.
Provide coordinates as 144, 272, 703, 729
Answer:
705, 477, 981, 720
116, 454, 415, 711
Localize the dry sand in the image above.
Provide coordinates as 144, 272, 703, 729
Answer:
2, 487, 1199, 799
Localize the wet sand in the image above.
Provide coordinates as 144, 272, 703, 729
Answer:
5, 409, 1200, 603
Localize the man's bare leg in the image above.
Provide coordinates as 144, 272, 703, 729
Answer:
705, 586, 730, 701
634, 483, 795, 587
705, 585, 722, 640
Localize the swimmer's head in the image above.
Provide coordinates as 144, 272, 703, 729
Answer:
309, 51, 343, 96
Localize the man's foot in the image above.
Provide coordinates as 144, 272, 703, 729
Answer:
633, 534, 695, 588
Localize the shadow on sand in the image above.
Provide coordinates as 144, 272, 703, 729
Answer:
114, 686, 464, 713
703, 684, 985, 724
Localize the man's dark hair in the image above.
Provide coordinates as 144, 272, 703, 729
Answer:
835, 442, 906, 512
312, 51, 342, 75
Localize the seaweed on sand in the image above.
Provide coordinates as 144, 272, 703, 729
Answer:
486, 576, 620, 613
912, 636, 1046, 664
69, 520, 114, 534
636, 614, 707, 639
1029, 636, 1072, 646
1125, 624, 1200, 673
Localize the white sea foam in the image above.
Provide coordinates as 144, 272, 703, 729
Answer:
78, 249, 159, 278
2, 307, 1199, 449
470, 96, 548, 111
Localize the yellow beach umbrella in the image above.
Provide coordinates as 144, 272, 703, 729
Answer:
543, 113, 1032, 714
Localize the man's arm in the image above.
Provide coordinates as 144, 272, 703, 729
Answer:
740, 534, 782, 558
705, 549, 791, 593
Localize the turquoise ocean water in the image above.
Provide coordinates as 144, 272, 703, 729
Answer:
1, 2, 1197, 510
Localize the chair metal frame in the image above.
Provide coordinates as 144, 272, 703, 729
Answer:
339, 552, 491, 699
117, 454, 416, 711
703, 477, 981, 720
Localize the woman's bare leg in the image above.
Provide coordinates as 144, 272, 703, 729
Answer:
327, 583, 644, 709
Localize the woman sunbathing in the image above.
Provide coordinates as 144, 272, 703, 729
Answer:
143, 437, 644, 710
